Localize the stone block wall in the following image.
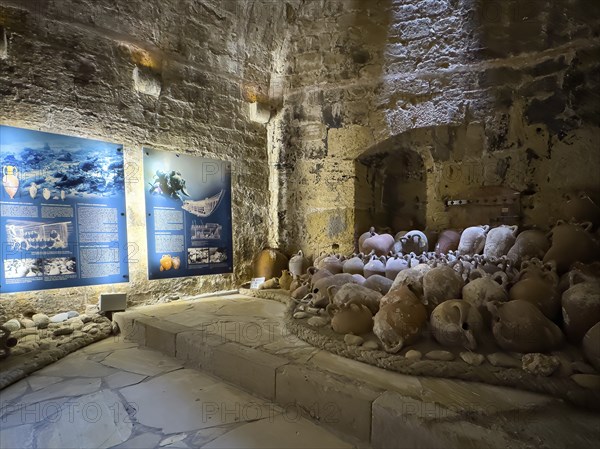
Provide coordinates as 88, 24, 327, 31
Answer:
269, 0, 600, 257
0, 0, 288, 315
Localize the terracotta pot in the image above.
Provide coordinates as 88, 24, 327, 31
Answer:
506, 230, 550, 267
582, 322, 600, 372
435, 229, 461, 255
457, 225, 490, 256
488, 300, 563, 353
317, 254, 344, 274
400, 230, 428, 255
543, 221, 599, 274
289, 250, 310, 278
561, 271, 600, 343
430, 300, 484, 350
258, 278, 279, 290
310, 273, 358, 308
385, 255, 409, 280
343, 254, 365, 275
327, 303, 373, 335
308, 267, 333, 285
391, 268, 426, 300
563, 192, 600, 227
463, 270, 509, 326
328, 283, 382, 315
363, 274, 393, 295
291, 283, 310, 300
279, 270, 293, 291
253, 248, 289, 279
422, 264, 464, 313
509, 260, 560, 321
364, 255, 386, 278
380, 284, 420, 308
373, 295, 427, 353
483, 225, 518, 259
358, 227, 378, 253
363, 233, 395, 257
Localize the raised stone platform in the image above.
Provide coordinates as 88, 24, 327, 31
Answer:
114, 293, 600, 448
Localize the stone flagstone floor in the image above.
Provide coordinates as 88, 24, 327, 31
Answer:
0, 337, 355, 449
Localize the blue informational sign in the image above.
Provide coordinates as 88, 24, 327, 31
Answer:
0, 125, 129, 293
143, 148, 233, 280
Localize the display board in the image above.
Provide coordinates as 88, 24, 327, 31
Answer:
0, 125, 129, 293
143, 148, 233, 280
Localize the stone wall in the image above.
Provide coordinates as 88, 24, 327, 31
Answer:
0, 0, 288, 315
269, 0, 600, 256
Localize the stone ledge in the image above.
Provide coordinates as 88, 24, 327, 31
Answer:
112, 296, 600, 447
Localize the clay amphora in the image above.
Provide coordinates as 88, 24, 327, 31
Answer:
430, 300, 484, 350
582, 322, 600, 372
488, 300, 563, 353
561, 271, 600, 343
435, 229, 461, 255
308, 267, 333, 286
291, 283, 310, 300
358, 227, 378, 253
253, 248, 289, 279
391, 268, 426, 300
509, 261, 560, 321
328, 283, 382, 315
364, 255, 386, 278
462, 269, 509, 326
317, 253, 344, 275
343, 253, 365, 275
506, 230, 550, 266
373, 295, 427, 353
327, 303, 373, 335
258, 278, 280, 290
351, 274, 366, 285
310, 273, 358, 308
363, 274, 393, 295
543, 221, 599, 273
423, 264, 464, 312
385, 254, 409, 280
563, 192, 600, 227
279, 270, 293, 291
363, 233, 395, 256
289, 250, 310, 277
457, 225, 490, 256
483, 225, 518, 259
400, 230, 428, 255
380, 284, 420, 308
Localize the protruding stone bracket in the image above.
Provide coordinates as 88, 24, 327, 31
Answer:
0, 26, 8, 60
133, 66, 162, 98
248, 101, 271, 124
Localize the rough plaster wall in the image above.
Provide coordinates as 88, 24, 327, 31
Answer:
0, 0, 287, 316
270, 0, 600, 257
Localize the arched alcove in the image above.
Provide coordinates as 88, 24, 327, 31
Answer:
355, 141, 429, 239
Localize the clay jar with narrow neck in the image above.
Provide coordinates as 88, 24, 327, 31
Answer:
373, 294, 427, 353
561, 271, 600, 344
289, 250, 310, 278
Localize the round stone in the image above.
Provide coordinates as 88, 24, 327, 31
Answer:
32, 313, 50, 328
19, 318, 36, 329
361, 341, 379, 350
571, 374, 600, 390
293, 312, 309, 319
405, 349, 422, 361
2, 319, 21, 332
460, 352, 485, 366
344, 334, 364, 346
53, 327, 74, 336
487, 352, 522, 368
425, 350, 455, 361
307, 316, 329, 328
66, 311, 79, 318
50, 313, 69, 323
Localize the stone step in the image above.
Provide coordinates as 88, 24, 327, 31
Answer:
113, 296, 600, 448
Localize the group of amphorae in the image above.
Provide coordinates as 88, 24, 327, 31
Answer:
253, 196, 600, 371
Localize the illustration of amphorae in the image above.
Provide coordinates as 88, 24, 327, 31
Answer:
2, 165, 19, 199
